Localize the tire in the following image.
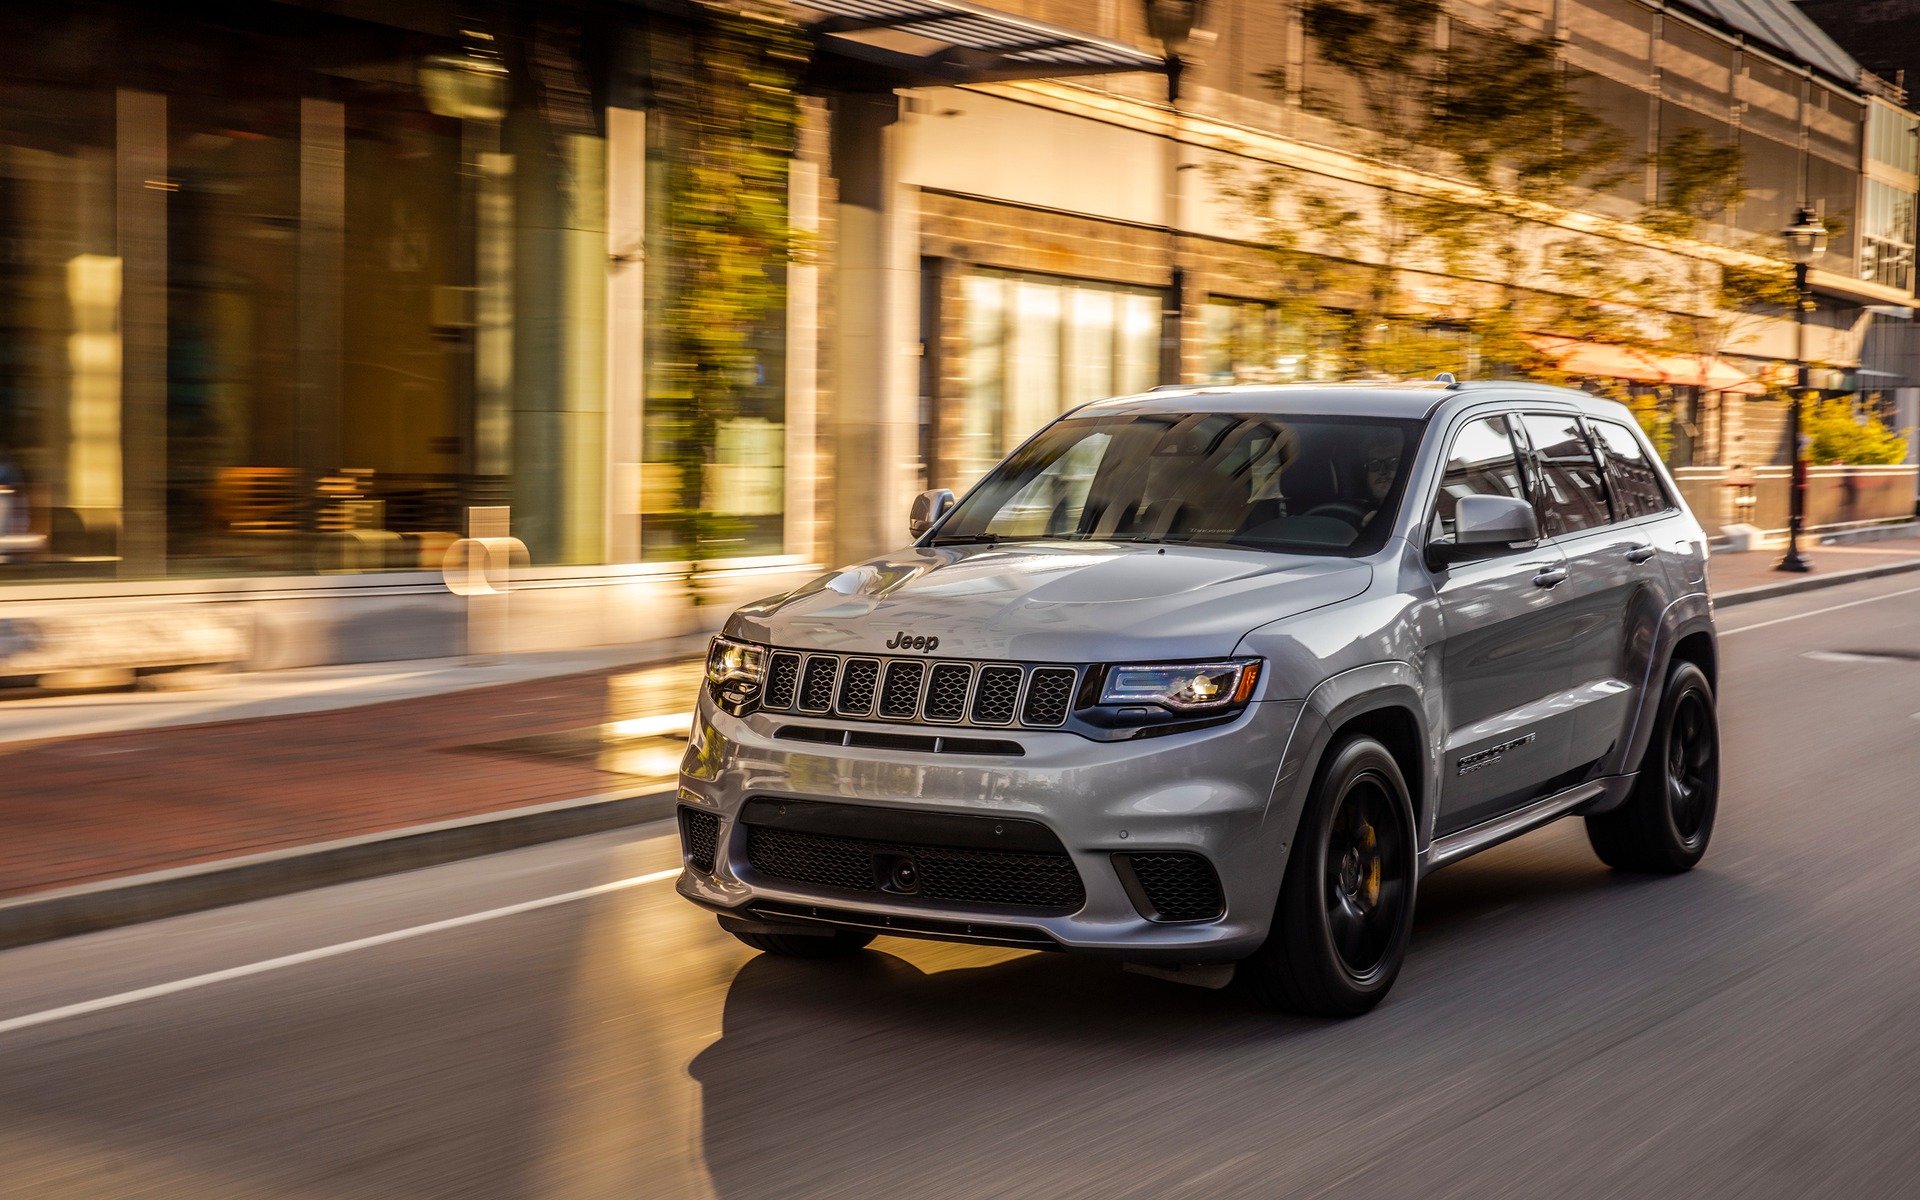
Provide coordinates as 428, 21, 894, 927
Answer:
1241, 736, 1419, 1018
1585, 659, 1718, 874
725, 923, 875, 958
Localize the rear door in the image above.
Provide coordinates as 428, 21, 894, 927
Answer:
1428, 413, 1579, 836
1515, 411, 1662, 776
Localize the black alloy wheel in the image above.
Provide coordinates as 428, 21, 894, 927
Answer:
1666, 686, 1716, 844
1242, 735, 1418, 1017
1325, 773, 1411, 981
1585, 659, 1718, 873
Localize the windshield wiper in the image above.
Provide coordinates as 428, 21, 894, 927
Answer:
925, 533, 1049, 546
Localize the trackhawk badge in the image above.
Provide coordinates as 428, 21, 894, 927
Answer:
885, 631, 940, 652
1457, 733, 1536, 775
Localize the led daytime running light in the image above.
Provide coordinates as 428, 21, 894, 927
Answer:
1099, 659, 1262, 712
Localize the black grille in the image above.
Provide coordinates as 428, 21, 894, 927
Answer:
799, 656, 838, 713
1120, 852, 1224, 922
970, 665, 1022, 725
765, 653, 801, 709
878, 660, 926, 718
679, 808, 721, 874
1021, 667, 1077, 727
757, 652, 1081, 730
923, 663, 972, 722
836, 658, 879, 716
745, 826, 1085, 913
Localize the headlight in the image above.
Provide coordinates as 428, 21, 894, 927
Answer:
705, 636, 767, 711
1099, 659, 1262, 712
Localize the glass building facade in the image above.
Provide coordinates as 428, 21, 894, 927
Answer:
0, 1, 794, 583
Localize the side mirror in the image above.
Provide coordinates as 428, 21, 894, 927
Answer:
1428, 494, 1538, 568
909, 488, 956, 540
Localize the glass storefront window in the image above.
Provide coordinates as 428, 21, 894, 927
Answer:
0, 6, 617, 582
949, 269, 1160, 493
1863, 179, 1916, 293
1203, 298, 1346, 383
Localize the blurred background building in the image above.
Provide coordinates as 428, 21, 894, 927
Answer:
0, 0, 1915, 671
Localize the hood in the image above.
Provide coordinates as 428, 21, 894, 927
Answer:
726, 542, 1372, 662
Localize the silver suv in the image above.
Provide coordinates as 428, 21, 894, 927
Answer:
676, 381, 1719, 1016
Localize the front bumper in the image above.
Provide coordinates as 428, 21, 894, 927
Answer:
675, 693, 1304, 963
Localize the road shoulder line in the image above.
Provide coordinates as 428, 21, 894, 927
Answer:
0, 868, 681, 1038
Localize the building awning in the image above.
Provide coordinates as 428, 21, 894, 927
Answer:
1525, 335, 1768, 396
798, 0, 1167, 87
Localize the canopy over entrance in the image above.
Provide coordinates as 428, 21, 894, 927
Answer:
1525, 335, 1768, 396
798, 0, 1166, 88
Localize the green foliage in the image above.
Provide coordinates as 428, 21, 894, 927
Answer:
1220, 0, 1818, 467
1804, 398, 1910, 465
1231, 2, 1633, 378
655, 3, 806, 582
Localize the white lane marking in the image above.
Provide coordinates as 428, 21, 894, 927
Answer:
1719, 583, 1920, 637
0, 867, 682, 1038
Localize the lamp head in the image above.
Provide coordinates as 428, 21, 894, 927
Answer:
1144, 0, 1208, 58
1782, 206, 1829, 266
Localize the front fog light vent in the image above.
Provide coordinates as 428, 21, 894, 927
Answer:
680, 807, 721, 874
1115, 852, 1224, 922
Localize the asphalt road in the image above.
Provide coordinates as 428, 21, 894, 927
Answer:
3, 573, 1919, 1199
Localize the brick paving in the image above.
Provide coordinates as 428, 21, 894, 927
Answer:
6, 539, 1919, 905
1708, 535, 1920, 595
0, 663, 694, 900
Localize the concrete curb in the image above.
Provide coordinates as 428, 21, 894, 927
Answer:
0, 786, 677, 953
1714, 556, 1920, 607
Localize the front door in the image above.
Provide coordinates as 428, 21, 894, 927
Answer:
1427, 414, 1580, 836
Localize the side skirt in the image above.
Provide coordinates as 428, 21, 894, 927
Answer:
1421, 776, 1631, 875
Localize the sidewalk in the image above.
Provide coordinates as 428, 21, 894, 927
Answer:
5, 536, 1920, 949
1710, 532, 1920, 600
0, 656, 704, 903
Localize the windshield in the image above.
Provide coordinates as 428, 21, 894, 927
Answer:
932, 412, 1423, 556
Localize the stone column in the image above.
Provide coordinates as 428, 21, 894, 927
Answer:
828, 92, 921, 567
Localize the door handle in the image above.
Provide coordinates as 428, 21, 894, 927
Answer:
1532, 567, 1569, 588
1625, 545, 1656, 563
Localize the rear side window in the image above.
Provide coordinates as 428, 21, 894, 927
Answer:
1431, 415, 1529, 543
1590, 420, 1671, 520
1519, 413, 1610, 536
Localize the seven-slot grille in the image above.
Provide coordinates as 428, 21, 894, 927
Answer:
758, 651, 1079, 728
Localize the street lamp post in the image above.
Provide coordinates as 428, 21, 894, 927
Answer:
1777, 207, 1828, 574
1144, 1, 1206, 386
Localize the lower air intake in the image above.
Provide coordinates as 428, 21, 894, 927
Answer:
1117, 852, 1224, 922
679, 807, 721, 874
744, 826, 1085, 913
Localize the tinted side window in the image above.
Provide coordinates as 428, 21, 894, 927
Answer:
1519, 413, 1610, 536
1590, 420, 1671, 520
1431, 415, 1528, 542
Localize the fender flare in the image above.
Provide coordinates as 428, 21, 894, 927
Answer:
1597, 592, 1717, 810
1271, 662, 1435, 851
